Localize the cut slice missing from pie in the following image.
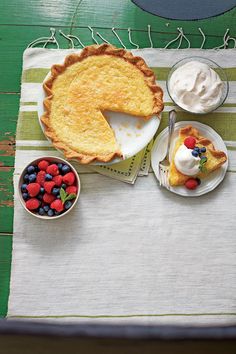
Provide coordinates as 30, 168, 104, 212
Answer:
169, 125, 227, 187
41, 44, 164, 164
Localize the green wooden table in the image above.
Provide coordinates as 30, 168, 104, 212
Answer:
0, 0, 236, 318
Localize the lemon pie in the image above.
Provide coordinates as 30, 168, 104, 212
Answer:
42, 44, 164, 164
169, 125, 227, 187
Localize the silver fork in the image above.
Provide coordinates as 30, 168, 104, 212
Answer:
158, 109, 176, 189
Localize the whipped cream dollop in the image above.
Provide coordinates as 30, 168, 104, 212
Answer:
169, 61, 223, 113
174, 144, 200, 176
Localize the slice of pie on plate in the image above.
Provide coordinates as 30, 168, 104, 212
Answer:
41, 44, 164, 164
169, 125, 227, 187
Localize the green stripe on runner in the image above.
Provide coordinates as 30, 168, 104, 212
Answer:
21, 67, 236, 84
151, 67, 236, 82
22, 68, 50, 83
7, 312, 236, 319
159, 111, 236, 141
20, 102, 38, 106
226, 146, 236, 151
16, 111, 47, 141
16, 110, 236, 142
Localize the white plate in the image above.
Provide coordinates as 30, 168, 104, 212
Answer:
151, 121, 228, 197
37, 73, 161, 165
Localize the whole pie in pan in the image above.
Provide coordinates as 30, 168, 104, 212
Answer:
41, 44, 164, 164
169, 125, 227, 186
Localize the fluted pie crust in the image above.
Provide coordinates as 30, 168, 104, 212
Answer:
41, 44, 164, 164
169, 125, 227, 186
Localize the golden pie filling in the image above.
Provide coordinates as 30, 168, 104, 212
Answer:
42, 44, 164, 164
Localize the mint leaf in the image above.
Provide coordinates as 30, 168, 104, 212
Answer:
60, 188, 67, 203
65, 193, 76, 202
199, 157, 208, 173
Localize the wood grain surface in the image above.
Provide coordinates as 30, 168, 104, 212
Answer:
0, 0, 235, 317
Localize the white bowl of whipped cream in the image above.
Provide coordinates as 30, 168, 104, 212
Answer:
167, 57, 229, 114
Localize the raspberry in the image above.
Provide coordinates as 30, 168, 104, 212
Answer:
185, 178, 199, 190
66, 185, 77, 194
63, 172, 75, 186
53, 175, 63, 187
44, 181, 56, 194
43, 193, 56, 204
26, 183, 41, 197
38, 160, 50, 171
36, 170, 46, 186
46, 164, 59, 176
184, 137, 196, 149
50, 199, 64, 212
26, 198, 40, 210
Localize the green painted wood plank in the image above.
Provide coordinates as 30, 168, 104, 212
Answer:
0, 168, 14, 234
0, 235, 12, 317
0, 26, 71, 92
0, 0, 79, 26
1, 0, 235, 40
71, 0, 236, 37
0, 94, 18, 167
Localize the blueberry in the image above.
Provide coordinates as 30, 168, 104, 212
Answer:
196, 178, 201, 185
22, 192, 29, 200
200, 147, 206, 153
52, 187, 60, 195
57, 194, 61, 199
21, 183, 28, 192
201, 155, 207, 160
61, 183, 66, 189
38, 208, 45, 216
38, 194, 43, 200
45, 173, 53, 181
40, 187, 45, 194
29, 173, 36, 182
194, 147, 199, 151
43, 205, 50, 212
27, 165, 35, 174
34, 165, 39, 172
192, 150, 199, 157
57, 163, 63, 171
24, 173, 29, 183
61, 164, 71, 174
47, 209, 54, 217
64, 201, 72, 210
54, 211, 61, 216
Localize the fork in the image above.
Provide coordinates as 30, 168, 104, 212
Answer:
158, 109, 176, 189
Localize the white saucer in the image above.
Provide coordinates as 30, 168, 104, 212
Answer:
151, 121, 228, 197
37, 73, 161, 165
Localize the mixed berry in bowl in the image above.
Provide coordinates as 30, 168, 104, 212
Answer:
18, 157, 80, 219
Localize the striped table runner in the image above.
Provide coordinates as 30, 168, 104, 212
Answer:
8, 48, 236, 324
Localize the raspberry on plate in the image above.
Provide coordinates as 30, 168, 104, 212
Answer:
63, 172, 75, 185
26, 183, 41, 197
185, 178, 199, 190
184, 136, 196, 149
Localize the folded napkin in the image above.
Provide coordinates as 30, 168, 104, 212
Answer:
8, 48, 236, 325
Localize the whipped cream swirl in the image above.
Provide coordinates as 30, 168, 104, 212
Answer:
169, 61, 223, 113
174, 145, 200, 176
